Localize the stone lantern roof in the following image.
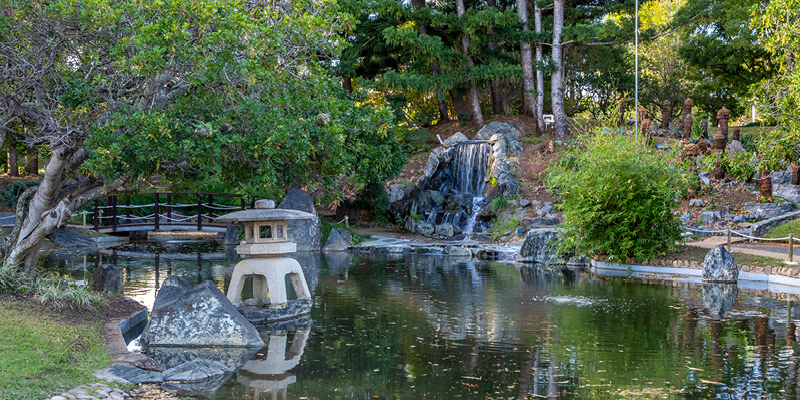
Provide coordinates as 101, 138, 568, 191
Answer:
216, 199, 315, 223
216, 199, 314, 256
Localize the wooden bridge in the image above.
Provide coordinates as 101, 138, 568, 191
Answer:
85, 192, 249, 234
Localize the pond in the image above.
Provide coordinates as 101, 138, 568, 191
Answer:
47, 244, 800, 399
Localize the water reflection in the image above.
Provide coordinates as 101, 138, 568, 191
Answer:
41, 246, 800, 399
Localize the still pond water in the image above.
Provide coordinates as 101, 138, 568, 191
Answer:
49, 243, 800, 399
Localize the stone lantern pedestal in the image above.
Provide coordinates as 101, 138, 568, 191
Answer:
217, 200, 314, 323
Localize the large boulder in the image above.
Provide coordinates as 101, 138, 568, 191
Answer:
417, 221, 435, 236
702, 245, 738, 283
223, 225, 241, 245
47, 229, 97, 248
89, 264, 124, 295
519, 228, 559, 264
443, 132, 468, 147
278, 188, 323, 251
322, 228, 350, 252
111, 363, 164, 384
435, 223, 455, 238
141, 276, 264, 348
702, 283, 739, 319
474, 121, 522, 141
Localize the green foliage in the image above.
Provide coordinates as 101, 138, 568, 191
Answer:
546, 132, 685, 262
353, 181, 392, 226
724, 151, 757, 182
490, 217, 519, 242
690, 118, 704, 141
490, 197, 511, 214
0, 266, 18, 293
320, 221, 363, 245
28, 279, 104, 310
755, 124, 800, 172
0, 179, 39, 208
410, 212, 421, 222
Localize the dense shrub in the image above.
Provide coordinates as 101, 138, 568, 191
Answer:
353, 181, 391, 226
0, 179, 39, 208
546, 133, 685, 262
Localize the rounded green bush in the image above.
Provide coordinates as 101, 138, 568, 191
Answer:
546, 133, 686, 262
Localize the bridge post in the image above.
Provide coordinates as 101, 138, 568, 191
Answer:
240, 196, 245, 210
111, 196, 117, 233
208, 194, 213, 223
154, 193, 160, 231
197, 194, 203, 231
93, 200, 99, 231
126, 197, 131, 222
166, 193, 172, 221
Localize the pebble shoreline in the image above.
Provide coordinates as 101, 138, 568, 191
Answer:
47, 383, 130, 400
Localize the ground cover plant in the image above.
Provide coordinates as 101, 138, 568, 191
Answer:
0, 298, 110, 400
547, 132, 686, 262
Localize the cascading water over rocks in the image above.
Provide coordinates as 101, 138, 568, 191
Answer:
388, 122, 522, 239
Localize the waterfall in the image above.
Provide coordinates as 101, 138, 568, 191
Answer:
452, 143, 491, 196
451, 143, 491, 239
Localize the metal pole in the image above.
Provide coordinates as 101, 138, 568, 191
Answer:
154, 193, 160, 231
790, 234, 794, 262
634, 0, 639, 140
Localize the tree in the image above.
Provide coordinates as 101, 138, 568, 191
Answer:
0, 0, 404, 275
518, 0, 538, 124
551, 0, 567, 138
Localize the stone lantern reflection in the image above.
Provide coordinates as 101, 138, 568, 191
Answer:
217, 200, 314, 322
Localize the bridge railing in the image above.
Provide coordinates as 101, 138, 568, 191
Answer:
87, 192, 250, 232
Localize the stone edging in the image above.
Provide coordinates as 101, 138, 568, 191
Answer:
590, 259, 800, 290
750, 210, 800, 237
634, 257, 800, 279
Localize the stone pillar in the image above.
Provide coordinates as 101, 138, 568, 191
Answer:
638, 106, 647, 135
618, 97, 626, 128
759, 170, 772, 199
682, 98, 693, 139
661, 100, 671, 130
732, 126, 741, 142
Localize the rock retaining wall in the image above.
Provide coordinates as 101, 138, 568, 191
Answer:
641, 258, 800, 279
750, 210, 800, 237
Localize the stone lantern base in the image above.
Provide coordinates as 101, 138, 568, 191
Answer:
227, 257, 313, 323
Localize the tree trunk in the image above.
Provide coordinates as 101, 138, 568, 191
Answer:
25, 150, 38, 176
7, 139, 18, 177
342, 76, 353, 93
759, 171, 772, 199
551, 0, 568, 138
488, 0, 507, 116
455, 0, 485, 126
518, 0, 538, 126
534, 3, 545, 132
450, 90, 468, 119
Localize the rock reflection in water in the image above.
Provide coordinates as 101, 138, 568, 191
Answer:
703, 282, 739, 319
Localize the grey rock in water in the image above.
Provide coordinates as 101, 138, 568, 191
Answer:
417, 221, 435, 236
47, 229, 97, 248
519, 228, 559, 264
89, 264, 124, 295
111, 363, 163, 384
278, 188, 322, 251
448, 246, 472, 257
322, 228, 350, 252
163, 360, 228, 382
702, 245, 738, 283
702, 283, 739, 319
132, 356, 163, 372
142, 277, 264, 348
435, 223, 455, 238
153, 275, 193, 310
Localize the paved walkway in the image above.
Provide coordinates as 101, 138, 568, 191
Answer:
692, 236, 796, 262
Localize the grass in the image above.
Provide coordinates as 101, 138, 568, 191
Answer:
490, 217, 520, 242
765, 218, 800, 241
0, 298, 110, 400
320, 221, 363, 244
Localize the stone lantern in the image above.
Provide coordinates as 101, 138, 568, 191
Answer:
216, 199, 314, 322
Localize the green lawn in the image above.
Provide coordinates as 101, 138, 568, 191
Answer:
0, 298, 110, 400
765, 218, 800, 241
660, 245, 783, 268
